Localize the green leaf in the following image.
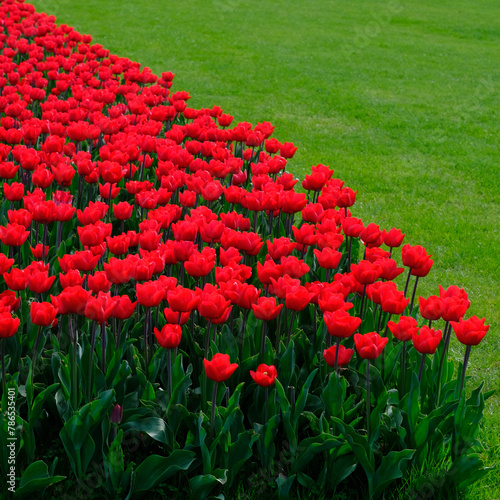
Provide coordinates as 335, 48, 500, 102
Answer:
276, 473, 296, 499
29, 383, 59, 432
121, 417, 169, 445
189, 469, 227, 500
292, 368, 317, 427
14, 461, 65, 498
132, 450, 196, 498
291, 434, 343, 474
332, 417, 374, 483
321, 371, 347, 420
227, 430, 259, 486
372, 449, 414, 499
279, 339, 296, 388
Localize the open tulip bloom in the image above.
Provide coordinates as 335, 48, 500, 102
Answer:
0, 2, 493, 498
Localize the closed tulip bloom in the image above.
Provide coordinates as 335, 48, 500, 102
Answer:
204, 353, 238, 382
418, 295, 443, 321
451, 316, 489, 346
314, 247, 342, 270
318, 291, 352, 313
50, 286, 90, 316
198, 291, 231, 320
109, 295, 137, 320
341, 217, 364, 238
387, 316, 418, 341
360, 223, 383, 247
164, 307, 190, 325
154, 324, 182, 349
379, 286, 410, 315
0, 291, 20, 312
252, 296, 283, 321
27, 270, 56, 294
285, 286, 314, 311
104, 257, 135, 285
136, 281, 165, 308
324, 309, 362, 338
383, 228, 405, 248
401, 244, 431, 269
250, 364, 278, 387
354, 332, 389, 359
0, 223, 30, 246
377, 259, 405, 281
350, 260, 381, 285
60, 270, 86, 288
113, 201, 134, 220
0, 311, 20, 338
412, 326, 442, 354
3, 268, 28, 291
84, 292, 116, 323
323, 344, 354, 367
88, 271, 112, 293
30, 301, 57, 327
411, 257, 433, 277
0, 255, 14, 275
3, 182, 24, 202
167, 287, 199, 312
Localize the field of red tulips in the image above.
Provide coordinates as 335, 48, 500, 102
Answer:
0, 1, 493, 498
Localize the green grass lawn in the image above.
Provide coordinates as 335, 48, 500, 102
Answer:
28, 0, 500, 496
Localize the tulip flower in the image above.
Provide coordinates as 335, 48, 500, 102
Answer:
0, 311, 20, 392
323, 343, 354, 369
204, 353, 239, 437
413, 325, 443, 382
451, 316, 489, 398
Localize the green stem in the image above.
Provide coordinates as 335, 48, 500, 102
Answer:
459, 345, 472, 399
366, 361, 371, 439
32, 325, 42, 373
333, 336, 341, 372
167, 349, 172, 399
210, 381, 218, 440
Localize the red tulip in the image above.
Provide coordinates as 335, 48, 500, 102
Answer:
401, 244, 431, 269
3, 268, 27, 291
0, 223, 29, 247
451, 316, 489, 346
354, 332, 388, 359
350, 260, 381, 285
50, 286, 90, 316
285, 285, 314, 311
387, 316, 418, 342
136, 281, 165, 308
324, 309, 362, 338
0, 311, 20, 338
30, 301, 57, 327
418, 295, 443, 321
167, 287, 199, 313
252, 296, 283, 321
379, 286, 409, 315
383, 228, 405, 248
204, 353, 238, 382
154, 324, 182, 349
323, 344, 354, 367
412, 325, 442, 354
250, 364, 277, 387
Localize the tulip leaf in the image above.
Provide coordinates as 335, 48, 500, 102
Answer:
292, 368, 317, 426
131, 450, 197, 498
14, 460, 65, 498
291, 433, 343, 474
189, 469, 227, 500
122, 417, 169, 445
372, 449, 414, 499
227, 430, 259, 486
321, 371, 347, 420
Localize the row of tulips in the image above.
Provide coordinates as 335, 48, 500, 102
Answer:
0, 1, 492, 498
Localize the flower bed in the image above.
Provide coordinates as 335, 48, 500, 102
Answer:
0, 0, 493, 498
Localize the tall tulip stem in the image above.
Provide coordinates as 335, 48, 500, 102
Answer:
459, 345, 472, 399
366, 361, 371, 439
210, 382, 218, 440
